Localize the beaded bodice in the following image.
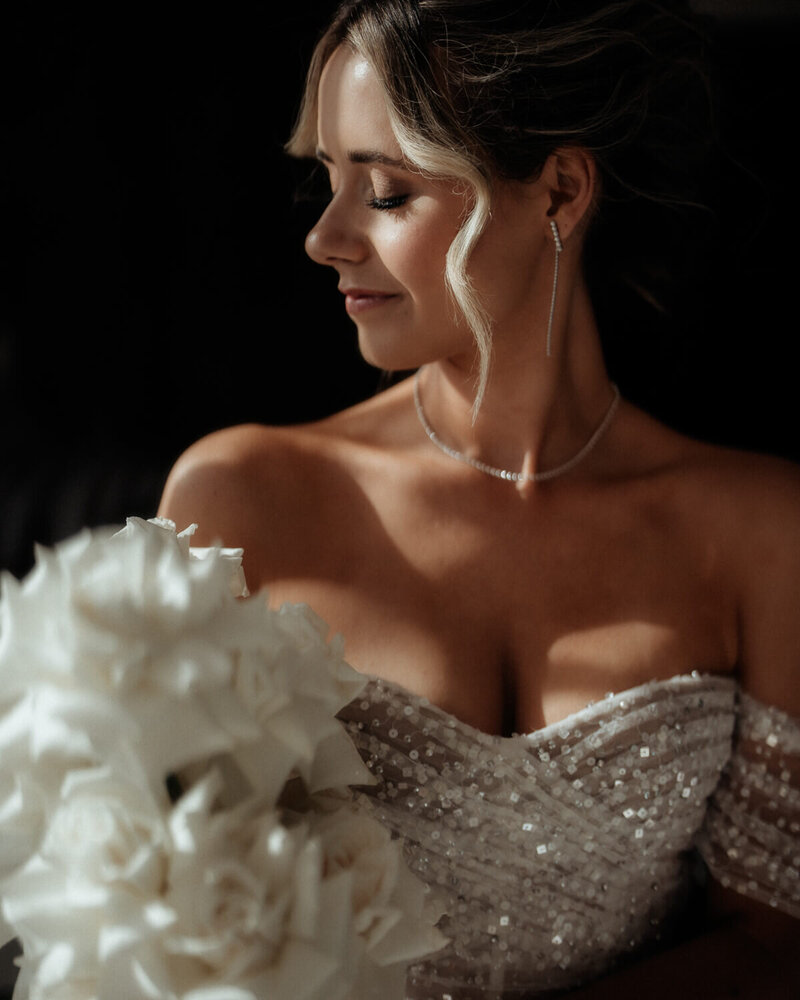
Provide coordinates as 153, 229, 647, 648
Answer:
338, 672, 800, 999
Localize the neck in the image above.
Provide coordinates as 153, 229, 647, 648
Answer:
418, 280, 617, 486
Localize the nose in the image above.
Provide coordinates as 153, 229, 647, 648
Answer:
305, 198, 368, 267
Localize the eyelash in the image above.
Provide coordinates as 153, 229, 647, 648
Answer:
366, 194, 408, 211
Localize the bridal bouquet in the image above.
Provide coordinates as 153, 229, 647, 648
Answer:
0, 518, 445, 1000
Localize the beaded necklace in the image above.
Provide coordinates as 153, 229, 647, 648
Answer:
413, 368, 620, 483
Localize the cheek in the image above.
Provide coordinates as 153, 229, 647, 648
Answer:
470, 223, 548, 319
381, 220, 454, 302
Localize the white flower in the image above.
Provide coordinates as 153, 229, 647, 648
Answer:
0, 518, 446, 999
156, 772, 336, 1000
319, 810, 402, 942
2, 766, 172, 1000
223, 601, 373, 802
314, 808, 448, 998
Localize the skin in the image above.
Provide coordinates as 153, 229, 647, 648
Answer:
160, 46, 800, 996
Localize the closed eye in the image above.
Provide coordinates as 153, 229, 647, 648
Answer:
367, 194, 409, 211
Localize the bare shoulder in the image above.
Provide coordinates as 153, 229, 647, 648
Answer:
623, 404, 800, 535
721, 448, 800, 711
158, 420, 349, 551
157, 385, 411, 580
678, 436, 800, 559
679, 435, 800, 711
619, 405, 800, 712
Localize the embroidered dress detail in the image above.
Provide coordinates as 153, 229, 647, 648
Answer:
338, 673, 799, 998
697, 694, 800, 918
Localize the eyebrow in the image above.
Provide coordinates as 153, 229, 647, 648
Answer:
315, 146, 406, 169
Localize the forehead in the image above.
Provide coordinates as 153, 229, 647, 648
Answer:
316, 46, 401, 157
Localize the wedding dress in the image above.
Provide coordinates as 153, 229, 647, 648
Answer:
338, 672, 800, 998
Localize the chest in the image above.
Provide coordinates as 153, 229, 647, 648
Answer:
258, 480, 737, 735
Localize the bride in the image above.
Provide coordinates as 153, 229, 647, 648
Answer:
159, 0, 799, 995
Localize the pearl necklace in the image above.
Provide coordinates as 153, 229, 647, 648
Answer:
413, 369, 621, 483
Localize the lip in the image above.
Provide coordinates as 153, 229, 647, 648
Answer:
340, 287, 399, 316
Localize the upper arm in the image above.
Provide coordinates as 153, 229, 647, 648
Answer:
735, 457, 800, 715
703, 456, 800, 952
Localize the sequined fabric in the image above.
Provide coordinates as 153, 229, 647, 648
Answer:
696, 693, 800, 918
337, 673, 800, 998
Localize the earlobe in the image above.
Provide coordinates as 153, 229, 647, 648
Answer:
544, 148, 597, 242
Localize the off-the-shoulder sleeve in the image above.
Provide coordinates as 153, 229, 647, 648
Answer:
697, 693, 800, 917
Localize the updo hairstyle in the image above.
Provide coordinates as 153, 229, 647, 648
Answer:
288, 0, 714, 408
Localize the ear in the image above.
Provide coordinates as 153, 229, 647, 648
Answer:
542, 148, 597, 244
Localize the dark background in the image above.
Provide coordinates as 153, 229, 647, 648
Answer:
0, 0, 798, 585
0, 1, 798, 992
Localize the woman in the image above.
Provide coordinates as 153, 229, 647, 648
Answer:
159, 1, 800, 995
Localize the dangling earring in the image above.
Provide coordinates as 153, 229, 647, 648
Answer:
546, 219, 563, 358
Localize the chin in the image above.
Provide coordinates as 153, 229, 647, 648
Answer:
355, 327, 421, 373
356, 323, 471, 375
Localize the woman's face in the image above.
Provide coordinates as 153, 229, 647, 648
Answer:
306, 46, 551, 372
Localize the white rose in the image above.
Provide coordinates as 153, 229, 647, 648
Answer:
39, 767, 167, 893
1, 766, 173, 998
314, 807, 448, 999
0, 518, 444, 1000
224, 601, 372, 801
0, 520, 257, 790
317, 810, 400, 942
163, 773, 344, 1000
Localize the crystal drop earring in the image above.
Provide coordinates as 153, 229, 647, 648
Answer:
546, 219, 563, 358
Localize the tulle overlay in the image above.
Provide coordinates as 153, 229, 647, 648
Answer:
696, 694, 800, 919
338, 673, 800, 999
